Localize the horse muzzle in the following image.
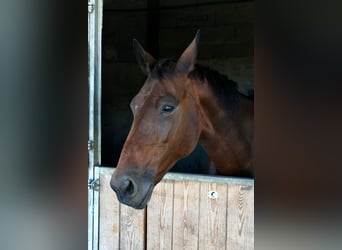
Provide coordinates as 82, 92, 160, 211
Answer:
110, 169, 154, 209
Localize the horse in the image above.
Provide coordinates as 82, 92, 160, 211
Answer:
110, 30, 253, 209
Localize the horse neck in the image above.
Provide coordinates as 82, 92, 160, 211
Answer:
192, 79, 253, 176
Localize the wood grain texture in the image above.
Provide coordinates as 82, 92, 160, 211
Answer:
226, 185, 254, 250
119, 204, 145, 250
199, 182, 228, 250
147, 179, 174, 250
99, 173, 120, 250
97, 170, 254, 250
172, 180, 200, 250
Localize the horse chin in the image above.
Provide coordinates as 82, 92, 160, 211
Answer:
135, 187, 154, 209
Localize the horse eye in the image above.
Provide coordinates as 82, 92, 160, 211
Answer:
161, 104, 175, 113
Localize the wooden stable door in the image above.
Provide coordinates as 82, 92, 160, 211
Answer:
97, 168, 254, 250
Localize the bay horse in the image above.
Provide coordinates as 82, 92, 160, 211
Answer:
110, 30, 253, 209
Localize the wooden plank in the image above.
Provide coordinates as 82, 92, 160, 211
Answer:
163, 172, 254, 186
172, 180, 200, 250
199, 182, 228, 250
99, 172, 120, 250
226, 185, 254, 250
100, 168, 254, 186
119, 204, 145, 250
147, 179, 174, 250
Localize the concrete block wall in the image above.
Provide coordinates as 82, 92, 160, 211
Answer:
158, 2, 253, 58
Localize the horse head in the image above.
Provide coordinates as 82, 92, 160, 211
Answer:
110, 31, 202, 209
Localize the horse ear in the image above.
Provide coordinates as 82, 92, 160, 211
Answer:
132, 39, 156, 75
176, 30, 200, 74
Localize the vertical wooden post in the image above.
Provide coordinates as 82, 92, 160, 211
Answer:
99, 173, 120, 250
226, 185, 254, 250
119, 205, 145, 250
199, 182, 228, 250
172, 180, 200, 250
147, 180, 174, 250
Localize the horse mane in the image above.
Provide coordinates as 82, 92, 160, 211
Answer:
150, 58, 241, 114
190, 64, 240, 114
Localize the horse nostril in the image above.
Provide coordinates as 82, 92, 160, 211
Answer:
121, 177, 137, 197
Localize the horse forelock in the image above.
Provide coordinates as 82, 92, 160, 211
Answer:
150, 58, 177, 80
